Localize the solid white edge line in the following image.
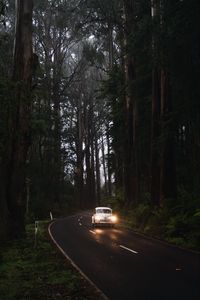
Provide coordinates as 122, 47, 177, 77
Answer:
119, 245, 138, 254
48, 221, 109, 300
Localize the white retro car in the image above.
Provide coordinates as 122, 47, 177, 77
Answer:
92, 207, 118, 227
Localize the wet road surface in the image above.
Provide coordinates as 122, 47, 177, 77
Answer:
49, 211, 200, 300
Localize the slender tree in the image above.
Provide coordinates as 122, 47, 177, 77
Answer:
150, 0, 161, 205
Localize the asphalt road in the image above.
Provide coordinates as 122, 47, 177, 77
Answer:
49, 211, 200, 300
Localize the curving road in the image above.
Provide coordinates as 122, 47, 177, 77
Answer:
49, 211, 200, 300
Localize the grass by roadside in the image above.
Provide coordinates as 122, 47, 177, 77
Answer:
0, 221, 104, 300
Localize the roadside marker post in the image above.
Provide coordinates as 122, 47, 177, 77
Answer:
34, 221, 39, 248
50, 212, 53, 220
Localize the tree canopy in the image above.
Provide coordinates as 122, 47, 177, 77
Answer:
0, 0, 200, 245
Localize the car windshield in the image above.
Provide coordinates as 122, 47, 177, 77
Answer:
96, 208, 111, 214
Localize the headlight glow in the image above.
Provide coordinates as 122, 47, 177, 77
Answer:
95, 215, 101, 221
111, 215, 117, 222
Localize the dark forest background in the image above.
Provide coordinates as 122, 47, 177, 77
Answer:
0, 0, 200, 249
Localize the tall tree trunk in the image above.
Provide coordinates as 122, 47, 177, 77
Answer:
123, 0, 139, 205
150, 0, 161, 206
95, 132, 101, 206
90, 103, 96, 207
101, 135, 108, 195
90, 134, 96, 206
160, 70, 177, 206
150, 68, 161, 205
0, 174, 8, 239
75, 98, 84, 209
6, 0, 33, 237
84, 98, 96, 208
106, 125, 112, 197
52, 29, 62, 205
150, 1, 178, 208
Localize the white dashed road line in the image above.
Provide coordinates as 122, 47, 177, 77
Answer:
119, 245, 138, 254
89, 231, 138, 255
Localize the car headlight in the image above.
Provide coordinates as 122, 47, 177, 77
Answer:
111, 215, 117, 222
95, 215, 101, 221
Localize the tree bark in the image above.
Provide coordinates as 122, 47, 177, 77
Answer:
123, 0, 139, 205
94, 132, 101, 206
84, 97, 96, 208
75, 97, 84, 209
6, 0, 33, 237
101, 135, 108, 195
150, 68, 161, 205
160, 70, 177, 206
106, 125, 112, 197
0, 173, 8, 239
150, 0, 161, 206
52, 28, 62, 205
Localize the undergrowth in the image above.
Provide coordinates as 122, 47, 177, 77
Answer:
119, 203, 200, 251
0, 221, 104, 300
106, 190, 200, 251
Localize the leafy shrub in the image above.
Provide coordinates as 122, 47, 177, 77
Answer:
118, 200, 200, 250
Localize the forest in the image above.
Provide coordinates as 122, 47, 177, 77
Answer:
0, 0, 200, 249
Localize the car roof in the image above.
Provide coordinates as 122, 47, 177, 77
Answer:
95, 207, 112, 210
